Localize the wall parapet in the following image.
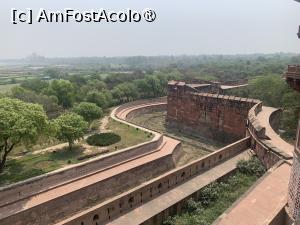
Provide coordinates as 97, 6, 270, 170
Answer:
56, 137, 250, 225
247, 102, 292, 169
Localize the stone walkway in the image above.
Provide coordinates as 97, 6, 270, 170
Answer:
106, 151, 250, 225
256, 106, 293, 157
214, 162, 291, 225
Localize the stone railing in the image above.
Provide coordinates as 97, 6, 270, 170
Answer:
247, 102, 291, 169
56, 137, 250, 225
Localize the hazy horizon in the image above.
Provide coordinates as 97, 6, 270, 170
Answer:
1, 0, 300, 60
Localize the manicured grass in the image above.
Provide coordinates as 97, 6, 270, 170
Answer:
104, 118, 153, 151
0, 118, 152, 186
164, 157, 265, 225
0, 146, 83, 186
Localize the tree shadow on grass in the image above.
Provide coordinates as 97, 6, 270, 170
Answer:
48, 145, 84, 162
0, 159, 44, 186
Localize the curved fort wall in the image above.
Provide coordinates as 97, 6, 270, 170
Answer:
247, 103, 292, 169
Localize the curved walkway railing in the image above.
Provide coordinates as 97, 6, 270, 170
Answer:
247, 102, 293, 168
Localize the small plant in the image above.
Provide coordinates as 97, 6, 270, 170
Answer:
184, 199, 202, 213
237, 157, 266, 177
87, 133, 121, 147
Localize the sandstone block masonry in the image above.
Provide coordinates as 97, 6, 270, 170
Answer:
166, 81, 259, 142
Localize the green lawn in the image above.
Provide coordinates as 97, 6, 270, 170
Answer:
0, 117, 152, 186
105, 118, 153, 151
0, 146, 83, 186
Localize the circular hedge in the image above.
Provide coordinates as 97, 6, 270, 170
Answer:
87, 133, 121, 147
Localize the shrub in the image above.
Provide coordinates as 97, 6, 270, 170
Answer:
237, 157, 266, 177
198, 182, 221, 206
86, 133, 121, 146
184, 199, 202, 213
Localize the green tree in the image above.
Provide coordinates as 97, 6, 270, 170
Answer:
282, 90, 300, 135
54, 112, 88, 150
248, 75, 287, 107
21, 78, 49, 93
86, 91, 108, 108
45, 79, 75, 108
11, 86, 63, 119
44, 68, 61, 79
73, 102, 103, 122
0, 98, 49, 172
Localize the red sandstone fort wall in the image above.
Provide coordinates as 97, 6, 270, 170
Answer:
166, 82, 259, 142
55, 137, 250, 225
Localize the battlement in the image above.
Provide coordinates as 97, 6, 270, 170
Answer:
167, 81, 257, 142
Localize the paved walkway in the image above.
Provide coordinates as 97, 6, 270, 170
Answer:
256, 106, 293, 157
214, 162, 291, 225
106, 151, 250, 225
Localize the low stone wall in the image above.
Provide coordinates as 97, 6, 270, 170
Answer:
247, 103, 289, 169
0, 133, 163, 208
56, 137, 250, 225
269, 108, 282, 133
114, 97, 167, 115
126, 104, 166, 121
1, 146, 176, 225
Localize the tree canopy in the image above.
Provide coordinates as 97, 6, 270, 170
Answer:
72, 102, 103, 122
54, 112, 88, 150
44, 80, 75, 108
0, 98, 49, 172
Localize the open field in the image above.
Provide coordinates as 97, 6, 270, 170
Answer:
128, 110, 224, 166
0, 83, 19, 93
0, 117, 152, 186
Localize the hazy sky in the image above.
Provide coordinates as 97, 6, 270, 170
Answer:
0, 0, 299, 59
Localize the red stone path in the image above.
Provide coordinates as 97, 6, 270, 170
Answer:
0, 101, 180, 221
214, 162, 291, 225
256, 106, 293, 157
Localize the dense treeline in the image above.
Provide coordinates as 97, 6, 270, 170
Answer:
226, 75, 300, 139
10, 68, 182, 119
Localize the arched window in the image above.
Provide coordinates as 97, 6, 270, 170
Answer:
93, 214, 99, 221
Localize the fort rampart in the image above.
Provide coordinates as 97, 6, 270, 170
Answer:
247, 103, 292, 169
166, 82, 259, 142
56, 137, 250, 225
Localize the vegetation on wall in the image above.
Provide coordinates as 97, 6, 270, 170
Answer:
163, 157, 266, 225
